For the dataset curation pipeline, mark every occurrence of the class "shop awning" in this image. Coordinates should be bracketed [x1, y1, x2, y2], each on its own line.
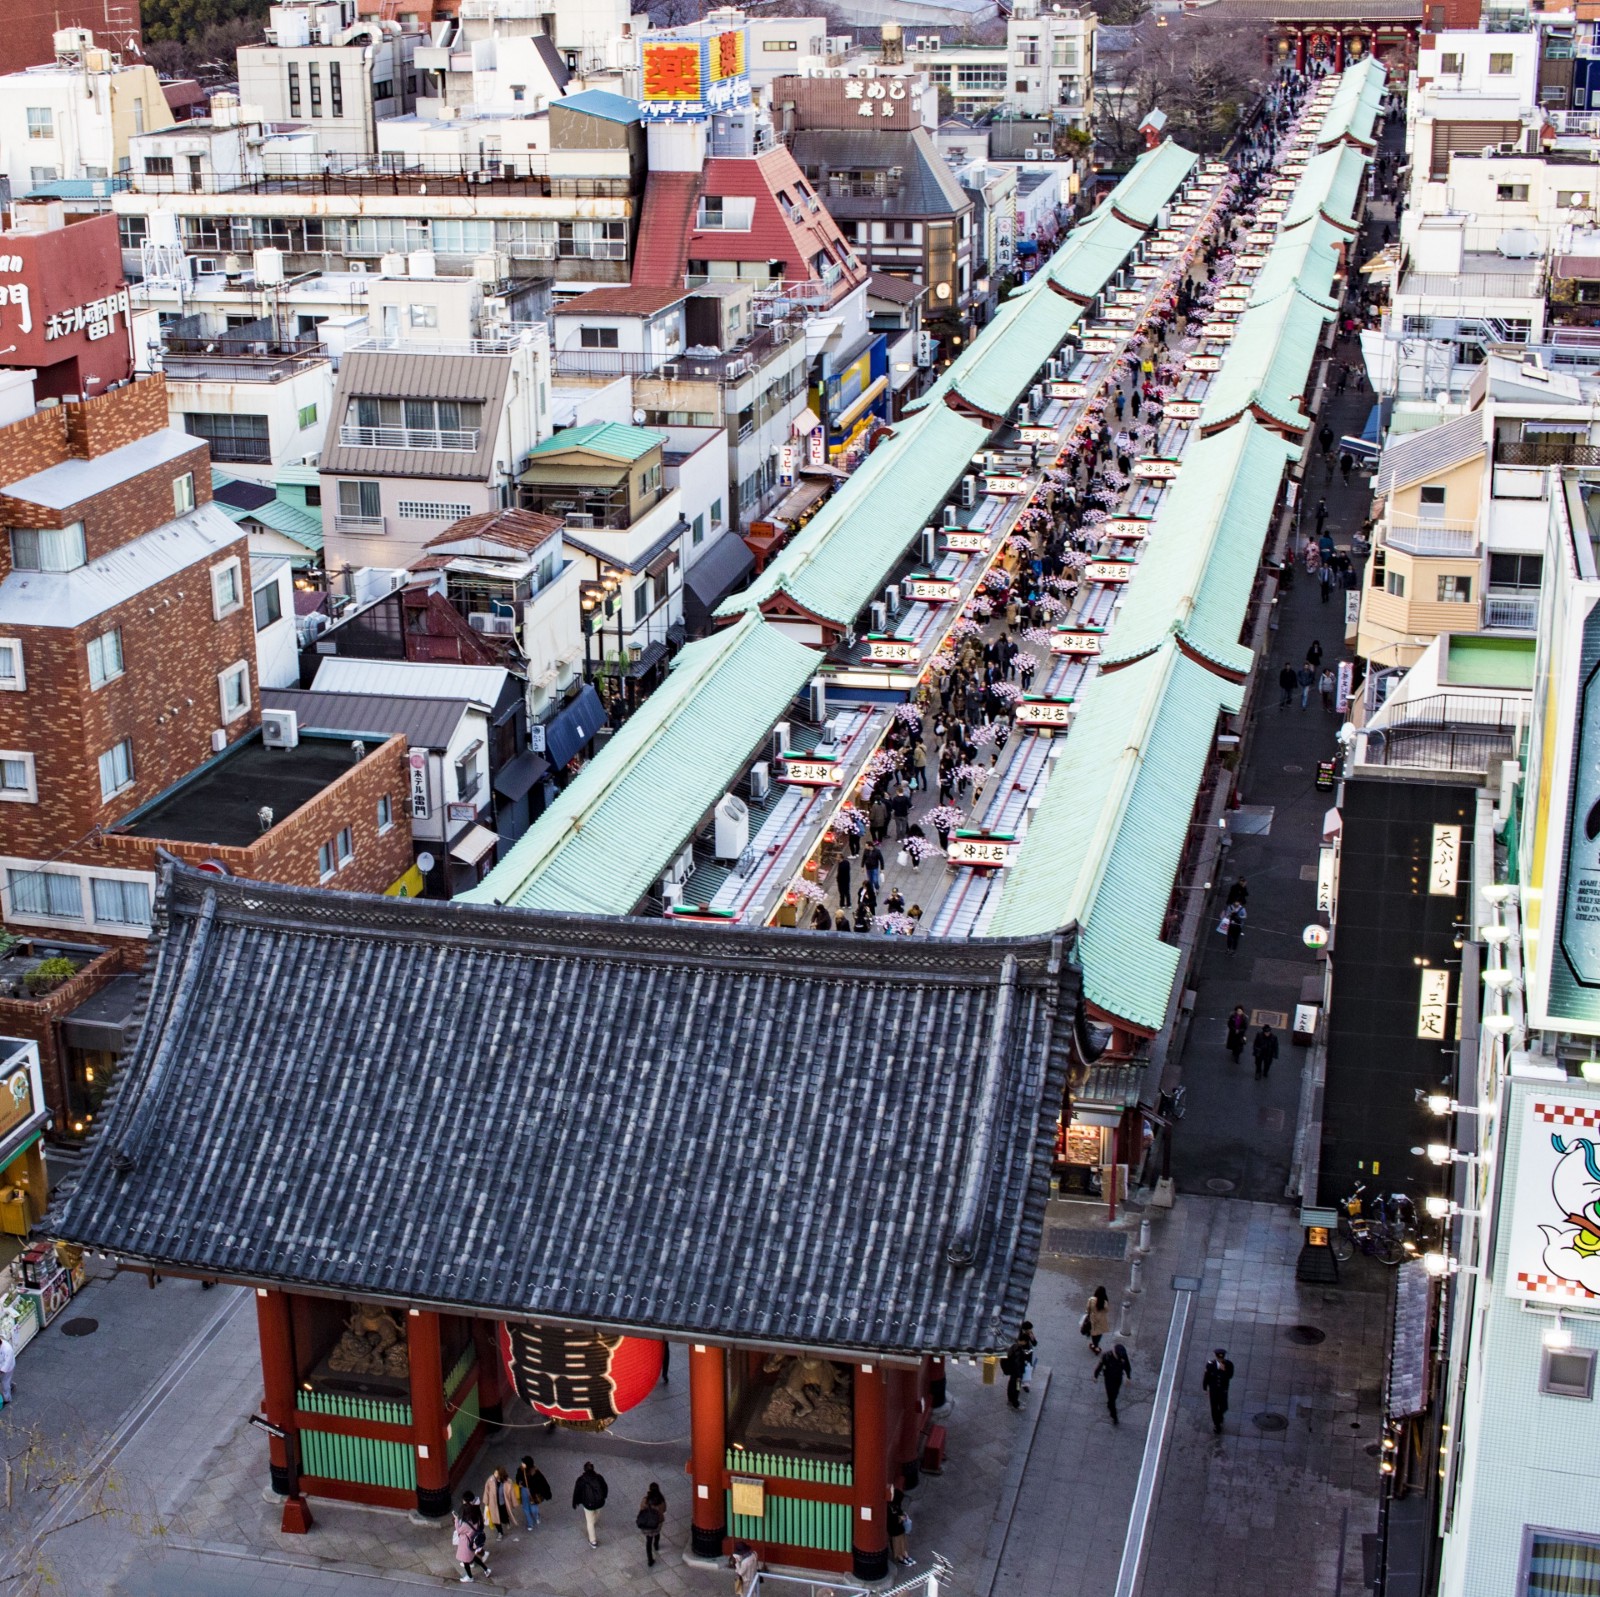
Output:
[683, 531, 757, 632]
[449, 824, 500, 867]
[835, 374, 889, 433]
[542, 682, 606, 771]
[767, 476, 833, 527]
[493, 749, 551, 802]
[1072, 1061, 1146, 1127]
[60, 973, 143, 1053]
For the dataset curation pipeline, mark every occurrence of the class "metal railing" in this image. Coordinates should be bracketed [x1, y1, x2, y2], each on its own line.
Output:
[1400, 270, 1543, 299]
[128, 154, 627, 198]
[1484, 593, 1539, 629]
[551, 349, 663, 377]
[339, 424, 481, 452]
[345, 331, 536, 357]
[163, 351, 328, 384]
[1362, 692, 1525, 772]
[1495, 438, 1600, 467]
[1382, 517, 1479, 556]
[333, 514, 387, 536]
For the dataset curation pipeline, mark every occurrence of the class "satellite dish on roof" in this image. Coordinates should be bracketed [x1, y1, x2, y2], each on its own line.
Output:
[416, 853, 436, 875]
[633, 408, 647, 424]
[1497, 229, 1542, 259]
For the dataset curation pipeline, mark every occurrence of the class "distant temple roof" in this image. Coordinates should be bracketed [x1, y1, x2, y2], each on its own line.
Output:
[60, 866, 1075, 1357]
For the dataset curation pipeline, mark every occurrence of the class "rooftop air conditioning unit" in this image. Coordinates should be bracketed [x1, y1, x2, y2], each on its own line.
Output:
[809, 678, 826, 721]
[820, 716, 841, 751]
[665, 843, 696, 885]
[662, 881, 684, 910]
[748, 761, 771, 802]
[1029, 384, 1044, 411]
[920, 526, 937, 564]
[1016, 402, 1032, 426]
[960, 475, 977, 507]
[468, 611, 494, 631]
[870, 600, 889, 632]
[1024, 148, 1040, 161]
[566, 513, 595, 528]
[714, 792, 749, 860]
[772, 720, 791, 762]
[944, 501, 961, 527]
[884, 583, 901, 615]
[261, 708, 300, 749]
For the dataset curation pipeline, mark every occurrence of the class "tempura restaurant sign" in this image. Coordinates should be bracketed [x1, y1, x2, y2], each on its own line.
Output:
[1429, 825, 1462, 896]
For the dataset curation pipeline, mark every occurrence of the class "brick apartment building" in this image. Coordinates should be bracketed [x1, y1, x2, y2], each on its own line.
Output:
[0, 369, 411, 1135]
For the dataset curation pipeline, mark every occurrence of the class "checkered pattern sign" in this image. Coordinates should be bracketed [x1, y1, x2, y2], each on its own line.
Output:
[1514, 1271, 1598, 1301]
[1533, 1102, 1600, 1130]
[1509, 1094, 1600, 1302]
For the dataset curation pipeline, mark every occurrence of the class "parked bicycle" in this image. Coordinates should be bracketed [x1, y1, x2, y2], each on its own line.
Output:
[1157, 1084, 1187, 1122]
[1331, 1182, 1420, 1266]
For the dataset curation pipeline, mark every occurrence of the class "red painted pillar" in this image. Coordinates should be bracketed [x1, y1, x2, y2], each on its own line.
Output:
[255, 1288, 312, 1532]
[471, 1318, 503, 1426]
[852, 1362, 890, 1582]
[689, 1344, 728, 1559]
[408, 1309, 452, 1519]
[894, 1365, 925, 1490]
[1296, 30, 1306, 72]
[1335, 32, 1345, 71]
[929, 1355, 947, 1411]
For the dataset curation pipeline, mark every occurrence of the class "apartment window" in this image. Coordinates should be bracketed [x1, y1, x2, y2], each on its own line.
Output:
[309, 62, 323, 116]
[143, 155, 174, 177]
[1539, 1347, 1596, 1398]
[304, 485, 322, 507]
[87, 627, 124, 689]
[430, 220, 493, 255]
[118, 215, 147, 250]
[318, 840, 335, 880]
[408, 304, 438, 329]
[579, 326, 619, 349]
[1497, 183, 1530, 203]
[334, 826, 355, 866]
[0, 640, 21, 691]
[377, 793, 394, 833]
[495, 218, 557, 259]
[1385, 570, 1407, 598]
[633, 580, 650, 624]
[287, 62, 302, 116]
[25, 108, 52, 140]
[9, 868, 80, 920]
[712, 497, 724, 529]
[172, 471, 195, 516]
[344, 217, 428, 256]
[1437, 574, 1473, 603]
[763, 38, 797, 49]
[91, 877, 150, 927]
[211, 558, 243, 618]
[455, 751, 481, 800]
[1440, 51, 1463, 72]
[512, 83, 527, 99]
[339, 480, 383, 523]
[329, 61, 343, 117]
[184, 411, 270, 464]
[218, 661, 251, 722]
[1418, 484, 1448, 515]
[373, 80, 393, 101]
[298, 402, 318, 429]
[10, 522, 85, 573]
[0, 753, 36, 804]
[1559, 190, 1593, 209]
[1526, 1530, 1600, 1596]
[98, 739, 135, 802]
[698, 196, 755, 230]
[638, 463, 661, 498]
[254, 582, 282, 630]
[133, 97, 144, 134]
[1488, 51, 1514, 73]
[557, 220, 627, 259]
[693, 513, 705, 546]
[29, 167, 58, 187]
[1489, 552, 1542, 591]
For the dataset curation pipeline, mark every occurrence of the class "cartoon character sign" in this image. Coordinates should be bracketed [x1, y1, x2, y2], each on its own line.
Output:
[1508, 1098, 1600, 1302]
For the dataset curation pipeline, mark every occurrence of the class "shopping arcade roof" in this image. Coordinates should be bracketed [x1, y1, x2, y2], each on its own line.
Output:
[60, 866, 1076, 1358]
[1198, 290, 1333, 436]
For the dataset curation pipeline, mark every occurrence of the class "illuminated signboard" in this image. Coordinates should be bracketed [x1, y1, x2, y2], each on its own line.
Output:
[1186, 354, 1222, 372]
[1018, 427, 1057, 446]
[1104, 517, 1150, 540]
[1258, 200, 1288, 214]
[1050, 629, 1103, 655]
[640, 26, 751, 119]
[865, 636, 919, 665]
[1102, 306, 1137, 323]
[903, 575, 960, 603]
[1201, 324, 1237, 342]
[948, 832, 1016, 868]
[1417, 967, 1451, 1040]
[1430, 824, 1462, 895]
[1147, 242, 1179, 258]
[1080, 337, 1118, 353]
[1015, 697, 1073, 728]
[1505, 1095, 1600, 1303]
[1237, 253, 1268, 267]
[642, 39, 703, 102]
[1163, 400, 1202, 419]
[1131, 264, 1164, 280]
[1132, 459, 1181, 481]
[781, 754, 843, 785]
[1247, 231, 1277, 246]
[1048, 380, 1087, 399]
[1084, 559, 1136, 582]
[944, 529, 991, 554]
[1217, 286, 1251, 302]
[983, 475, 1028, 496]
[1112, 290, 1144, 306]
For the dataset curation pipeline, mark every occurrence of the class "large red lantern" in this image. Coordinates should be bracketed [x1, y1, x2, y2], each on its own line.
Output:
[500, 1324, 664, 1430]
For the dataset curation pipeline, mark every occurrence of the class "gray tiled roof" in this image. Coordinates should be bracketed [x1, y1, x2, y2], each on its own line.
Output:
[1374, 412, 1484, 498]
[261, 688, 472, 752]
[791, 129, 969, 218]
[60, 866, 1075, 1357]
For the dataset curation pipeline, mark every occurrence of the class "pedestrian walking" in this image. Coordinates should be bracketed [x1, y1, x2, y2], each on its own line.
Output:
[1226, 877, 1248, 910]
[869, 797, 889, 844]
[1083, 1285, 1111, 1354]
[1306, 638, 1324, 671]
[732, 1541, 761, 1595]
[516, 1456, 551, 1530]
[1094, 1343, 1134, 1425]
[1225, 906, 1244, 956]
[1319, 667, 1336, 710]
[1202, 1349, 1236, 1435]
[1340, 451, 1353, 485]
[1313, 498, 1328, 536]
[836, 857, 851, 908]
[1297, 661, 1315, 710]
[572, 1462, 609, 1548]
[1318, 422, 1334, 457]
[863, 841, 884, 894]
[1226, 1004, 1249, 1062]
[637, 1482, 667, 1567]
[1002, 1329, 1030, 1408]
[888, 1489, 916, 1566]
[1253, 1023, 1279, 1080]
[0, 1334, 15, 1405]
[1278, 661, 1297, 708]
[454, 1494, 491, 1582]
[482, 1465, 513, 1541]
[1319, 563, 1333, 604]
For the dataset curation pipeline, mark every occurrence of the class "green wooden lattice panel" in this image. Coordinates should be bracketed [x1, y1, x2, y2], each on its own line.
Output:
[727, 1491, 851, 1553]
[299, 1428, 417, 1491]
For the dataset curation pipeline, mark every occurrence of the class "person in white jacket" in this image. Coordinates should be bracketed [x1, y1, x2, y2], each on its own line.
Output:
[0, 1334, 17, 1404]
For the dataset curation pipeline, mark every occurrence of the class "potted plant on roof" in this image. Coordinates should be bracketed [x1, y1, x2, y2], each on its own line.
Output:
[23, 957, 76, 998]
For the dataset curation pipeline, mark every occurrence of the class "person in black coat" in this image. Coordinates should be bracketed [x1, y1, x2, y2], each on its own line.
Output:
[1202, 1351, 1235, 1434]
[1094, 1343, 1133, 1425]
[572, 1462, 609, 1547]
[1252, 1024, 1279, 1080]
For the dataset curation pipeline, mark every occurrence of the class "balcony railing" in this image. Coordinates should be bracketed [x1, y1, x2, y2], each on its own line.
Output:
[162, 350, 328, 384]
[551, 349, 663, 377]
[339, 424, 481, 452]
[345, 331, 536, 357]
[1383, 517, 1479, 556]
[1361, 692, 1525, 774]
[1494, 438, 1600, 467]
[333, 514, 387, 536]
[1484, 592, 1539, 629]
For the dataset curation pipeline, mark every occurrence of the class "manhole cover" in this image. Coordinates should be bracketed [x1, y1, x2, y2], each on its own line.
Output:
[59, 1318, 98, 1338]
[1044, 1226, 1129, 1261]
[1286, 1325, 1326, 1344]
[1282, 764, 1304, 774]
[1252, 1412, 1289, 1432]
[1364, 1443, 1380, 1457]
[1206, 1178, 1236, 1194]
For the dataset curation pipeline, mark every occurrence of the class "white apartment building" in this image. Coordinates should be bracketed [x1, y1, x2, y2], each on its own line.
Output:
[238, 3, 420, 158]
[0, 28, 170, 195]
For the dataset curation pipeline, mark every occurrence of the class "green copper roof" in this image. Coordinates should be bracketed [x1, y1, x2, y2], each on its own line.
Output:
[527, 421, 660, 463]
[1101, 420, 1298, 677]
[1198, 290, 1332, 435]
[986, 642, 1242, 1030]
[1107, 139, 1200, 227]
[716, 403, 988, 626]
[211, 471, 324, 556]
[1044, 210, 1146, 302]
[1247, 218, 1343, 311]
[950, 285, 1082, 418]
[466, 613, 818, 915]
[1283, 144, 1368, 233]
